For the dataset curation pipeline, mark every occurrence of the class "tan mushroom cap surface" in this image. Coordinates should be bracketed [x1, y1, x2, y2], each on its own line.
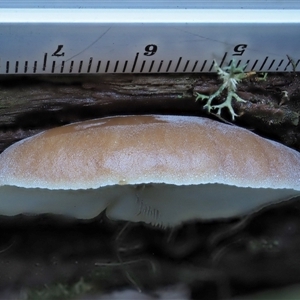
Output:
[1, 114, 300, 190]
[0, 115, 300, 227]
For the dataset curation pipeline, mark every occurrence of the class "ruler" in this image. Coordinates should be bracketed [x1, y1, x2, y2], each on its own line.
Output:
[0, 1, 299, 74]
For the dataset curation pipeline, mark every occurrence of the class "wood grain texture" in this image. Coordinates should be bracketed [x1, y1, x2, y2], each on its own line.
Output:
[0, 73, 299, 152]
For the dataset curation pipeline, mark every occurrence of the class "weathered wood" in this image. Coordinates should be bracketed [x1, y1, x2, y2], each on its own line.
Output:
[0, 73, 299, 152]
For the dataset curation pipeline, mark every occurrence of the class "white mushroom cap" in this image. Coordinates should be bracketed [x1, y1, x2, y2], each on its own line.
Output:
[0, 115, 300, 227]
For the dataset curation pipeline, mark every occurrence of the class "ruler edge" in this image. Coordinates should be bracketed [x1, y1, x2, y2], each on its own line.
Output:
[0, 8, 299, 24]
[0, 8, 299, 74]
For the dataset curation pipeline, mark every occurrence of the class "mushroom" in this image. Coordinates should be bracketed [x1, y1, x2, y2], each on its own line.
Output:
[0, 115, 300, 227]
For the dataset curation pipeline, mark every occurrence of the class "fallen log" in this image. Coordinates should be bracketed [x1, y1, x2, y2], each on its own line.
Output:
[0, 72, 299, 152]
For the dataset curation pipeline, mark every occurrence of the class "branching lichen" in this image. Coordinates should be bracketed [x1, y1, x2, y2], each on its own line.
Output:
[195, 60, 248, 120]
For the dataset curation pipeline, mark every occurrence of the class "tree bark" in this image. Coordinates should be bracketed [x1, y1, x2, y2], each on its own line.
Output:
[0, 72, 299, 152]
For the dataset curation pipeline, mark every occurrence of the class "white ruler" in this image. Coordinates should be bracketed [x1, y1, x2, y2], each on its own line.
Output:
[0, 1, 299, 74]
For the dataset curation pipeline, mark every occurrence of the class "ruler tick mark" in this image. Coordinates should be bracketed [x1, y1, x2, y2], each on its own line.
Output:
[15, 61, 19, 73]
[33, 61, 37, 73]
[87, 57, 93, 73]
[78, 61, 83, 73]
[96, 61, 101, 73]
[43, 53, 47, 71]
[192, 60, 198, 72]
[285, 56, 293, 71]
[114, 61, 119, 73]
[105, 61, 110, 73]
[175, 57, 182, 72]
[200, 60, 207, 72]
[157, 60, 163, 72]
[166, 60, 172, 72]
[149, 61, 154, 72]
[276, 59, 283, 71]
[209, 60, 215, 72]
[69, 61, 74, 73]
[123, 61, 128, 73]
[24, 61, 28, 73]
[51, 61, 56, 73]
[183, 60, 190, 72]
[60, 61, 65, 73]
[251, 60, 258, 71]
[244, 60, 250, 71]
[131, 53, 139, 72]
[259, 57, 268, 71]
[140, 61, 146, 72]
[268, 60, 275, 70]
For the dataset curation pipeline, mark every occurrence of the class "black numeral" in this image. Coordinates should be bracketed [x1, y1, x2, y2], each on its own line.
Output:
[233, 44, 247, 56]
[144, 44, 157, 56]
[52, 45, 65, 57]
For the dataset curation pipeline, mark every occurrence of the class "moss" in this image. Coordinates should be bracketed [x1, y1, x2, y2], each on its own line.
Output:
[25, 278, 92, 300]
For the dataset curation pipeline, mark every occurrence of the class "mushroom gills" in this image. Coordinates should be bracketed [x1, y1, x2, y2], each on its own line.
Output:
[1, 183, 299, 227]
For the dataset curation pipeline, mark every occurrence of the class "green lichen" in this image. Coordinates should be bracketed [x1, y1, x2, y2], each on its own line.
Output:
[195, 60, 248, 120]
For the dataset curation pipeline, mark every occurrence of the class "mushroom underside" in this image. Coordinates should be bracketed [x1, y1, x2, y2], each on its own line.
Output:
[0, 183, 299, 227]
